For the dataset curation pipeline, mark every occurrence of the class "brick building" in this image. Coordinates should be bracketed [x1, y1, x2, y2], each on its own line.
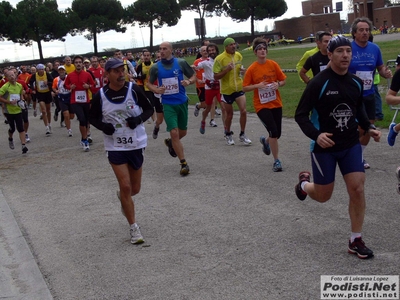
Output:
[275, 0, 342, 40]
[275, 0, 400, 40]
[348, 0, 400, 29]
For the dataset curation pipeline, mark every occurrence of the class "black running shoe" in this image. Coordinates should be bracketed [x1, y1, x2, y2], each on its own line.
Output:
[164, 138, 177, 157]
[180, 162, 190, 176]
[295, 171, 311, 200]
[22, 146, 28, 154]
[348, 237, 374, 259]
[153, 126, 159, 139]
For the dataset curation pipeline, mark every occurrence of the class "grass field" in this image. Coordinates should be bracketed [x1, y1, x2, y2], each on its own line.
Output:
[184, 39, 399, 128]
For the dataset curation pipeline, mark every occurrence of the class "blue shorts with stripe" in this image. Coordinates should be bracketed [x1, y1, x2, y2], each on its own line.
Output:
[311, 143, 364, 185]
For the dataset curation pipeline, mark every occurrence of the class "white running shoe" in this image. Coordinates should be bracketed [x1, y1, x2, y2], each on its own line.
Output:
[45, 126, 50, 136]
[194, 103, 200, 117]
[25, 134, 31, 143]
[68, 129, 73, 137]
[239, 133, 252, 145]
[130, 224, 144, 244]
[209, 119, 217, 127]
[226, 134, 235, 145]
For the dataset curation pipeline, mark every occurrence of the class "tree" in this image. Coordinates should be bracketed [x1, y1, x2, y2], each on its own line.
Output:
[0, 1, 14, 41]
[125, 0, 181, 52]
[70, 0, 126, 55]
[8, 0, 70, 62]
[223, 0, 287, 39]
[179, 0, 224, 42]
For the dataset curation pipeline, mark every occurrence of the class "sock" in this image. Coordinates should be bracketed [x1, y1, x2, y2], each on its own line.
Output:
[350, 232, 361, 243]
[240, 131, 244, 136]
[180, 159, 186, 164]
[300, 181, 308, 192]
[130, 223, 138, 230]
[8, 137, 12, 141]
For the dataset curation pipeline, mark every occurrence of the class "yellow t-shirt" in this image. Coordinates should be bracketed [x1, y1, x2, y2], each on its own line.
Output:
[64, 64, 76, 74]
[296, 47, 319, 82]
[213, 51, 243, 95]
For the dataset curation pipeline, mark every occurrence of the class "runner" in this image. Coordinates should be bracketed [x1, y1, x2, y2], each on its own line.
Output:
[89, 58, 153, 244]
[213, 37, 252, 146]
[294, 36, 381, 259]
[0, 69, 28, 154]
[243, 37, 287, 171]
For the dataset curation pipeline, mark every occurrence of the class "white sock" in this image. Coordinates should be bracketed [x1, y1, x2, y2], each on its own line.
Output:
[130, 223, 138, 230]
[301, 181, 308, 192]
[350, 232, 361, 243]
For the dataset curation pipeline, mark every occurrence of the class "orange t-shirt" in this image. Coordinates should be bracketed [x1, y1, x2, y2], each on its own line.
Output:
[193, 57, 206, 88]
[243, 59, 286, 113]
[18, 73, 31, 84]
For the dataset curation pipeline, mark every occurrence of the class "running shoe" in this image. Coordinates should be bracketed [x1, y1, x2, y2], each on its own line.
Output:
[388, 122, 398, 146]
[200, 121, 205, 134]
[45, 126, 51, 136]
[60, 121, 65, 127]
[226, 133, 235, 145]
[295, 171, 311, 201]
[54, 113, 58, 122]
[22, 145, 28, 154]
[33, 110, 37, 117]
[130, 224, 144, 244]
[152, 126, 159, 139]
[48, 124, 52, 134]
[164, 138, 177, 157]
[87, 135, 93, 144]
[348, 237, 374, 259]
[259, 136, 271, 155]
[180, 162, 190, 176]
[68, 129, 73, 137]
[194, 103, 200, 117]
[273, 159, 283, 172]
[25, 134, 31, 143]
[215, 107, 221, 115]
[239, 133, 252, 145]
[396, 166, 400, 195]
[40, 113, 43, 120]
[209, 119, 217, 127]
[81, 139, 90, 152]
[8, 138, 14, 150]
[363, 159, 370, 169]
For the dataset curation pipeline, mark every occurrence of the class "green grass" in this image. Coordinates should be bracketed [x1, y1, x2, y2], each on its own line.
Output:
[185, 40, 400, 128]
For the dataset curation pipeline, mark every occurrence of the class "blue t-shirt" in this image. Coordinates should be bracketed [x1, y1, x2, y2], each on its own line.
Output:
[349, 41, 383, 97]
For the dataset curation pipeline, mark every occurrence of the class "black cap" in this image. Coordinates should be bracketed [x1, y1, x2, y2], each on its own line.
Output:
[327, 35, 351, 52]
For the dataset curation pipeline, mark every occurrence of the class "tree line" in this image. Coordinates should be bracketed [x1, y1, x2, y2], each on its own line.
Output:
[0, 0, 287, 61]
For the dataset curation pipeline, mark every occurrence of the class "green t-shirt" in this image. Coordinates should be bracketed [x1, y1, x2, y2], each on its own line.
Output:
[0, 82, 23, 114]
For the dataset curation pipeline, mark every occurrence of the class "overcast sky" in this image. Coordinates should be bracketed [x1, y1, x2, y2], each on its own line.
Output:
[2, 0, 348, 62]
